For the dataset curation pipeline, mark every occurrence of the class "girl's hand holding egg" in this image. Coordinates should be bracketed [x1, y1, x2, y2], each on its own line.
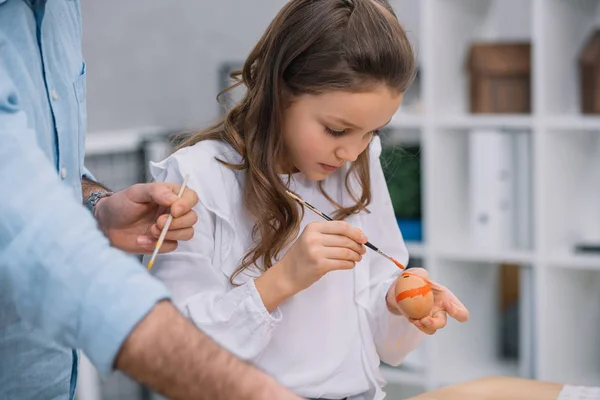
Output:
[386, 267, 469, 335]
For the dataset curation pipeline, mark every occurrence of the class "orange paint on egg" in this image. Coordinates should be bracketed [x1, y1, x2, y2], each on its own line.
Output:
[395, 284, 432, 303]
[394, 271, 434, 319]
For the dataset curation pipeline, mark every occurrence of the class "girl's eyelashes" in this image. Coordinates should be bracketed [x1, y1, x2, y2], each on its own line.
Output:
[324, 126, 346, 137]
[324, 126, 381, 137]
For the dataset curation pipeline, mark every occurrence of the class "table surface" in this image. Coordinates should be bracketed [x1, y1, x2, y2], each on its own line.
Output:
[406, 376, 564, 400]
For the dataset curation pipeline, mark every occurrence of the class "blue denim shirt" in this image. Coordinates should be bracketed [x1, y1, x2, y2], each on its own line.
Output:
[0, 1, 170, 398]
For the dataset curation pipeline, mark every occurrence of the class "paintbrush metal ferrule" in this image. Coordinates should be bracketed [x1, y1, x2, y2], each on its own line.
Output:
[377, 249, 389, 258]
[372, 246, 393, 262]
[378, 249, 394, 262]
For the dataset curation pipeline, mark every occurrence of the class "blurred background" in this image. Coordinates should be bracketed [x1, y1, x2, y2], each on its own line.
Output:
[76, 0, 600, 399]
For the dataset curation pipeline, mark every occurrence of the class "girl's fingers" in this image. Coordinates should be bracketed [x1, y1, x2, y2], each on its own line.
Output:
[320, 234, 366, 255]
[323, 246, 363, 262]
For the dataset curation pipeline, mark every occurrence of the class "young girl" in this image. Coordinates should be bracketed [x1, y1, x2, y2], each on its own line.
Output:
[146, 1, 468, 399]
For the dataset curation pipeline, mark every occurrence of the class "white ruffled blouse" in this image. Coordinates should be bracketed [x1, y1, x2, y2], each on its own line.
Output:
[145, 136, 423, 400]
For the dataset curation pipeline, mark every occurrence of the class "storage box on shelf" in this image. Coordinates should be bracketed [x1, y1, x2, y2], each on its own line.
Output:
[539, 0, 600, 117]
[467, 42, 532, 114]
[579, 29, 600, 114]
[427, 0, 532, 117]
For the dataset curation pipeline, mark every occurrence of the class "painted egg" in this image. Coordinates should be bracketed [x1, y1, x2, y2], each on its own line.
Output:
[394, 272, 434, 319]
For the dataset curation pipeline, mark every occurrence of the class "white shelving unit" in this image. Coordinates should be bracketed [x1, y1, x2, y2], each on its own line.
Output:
[380, 0, 600, 396]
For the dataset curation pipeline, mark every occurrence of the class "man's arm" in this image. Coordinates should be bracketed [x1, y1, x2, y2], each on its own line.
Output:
[0, 52, 165, 374]
[118, 301, 301, 400]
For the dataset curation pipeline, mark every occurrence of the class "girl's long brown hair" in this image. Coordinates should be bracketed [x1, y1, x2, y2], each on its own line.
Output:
[175, 0, 416, 283]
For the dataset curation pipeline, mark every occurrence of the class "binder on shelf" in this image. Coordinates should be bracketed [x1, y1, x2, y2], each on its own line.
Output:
[468, 128, 531, 251]
[468, 128, 515, 250]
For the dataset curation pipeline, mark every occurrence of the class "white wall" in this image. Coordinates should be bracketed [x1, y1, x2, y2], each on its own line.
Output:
[81, 1, 287, 133]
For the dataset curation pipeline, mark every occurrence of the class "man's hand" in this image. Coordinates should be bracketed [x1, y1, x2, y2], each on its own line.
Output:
[94, 182, 199, 254]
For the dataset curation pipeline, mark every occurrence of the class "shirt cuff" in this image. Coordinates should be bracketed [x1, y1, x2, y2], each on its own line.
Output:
[81, 166, 96, 182]
[246, 279, 282, 330]
[80, 264, 171, 377]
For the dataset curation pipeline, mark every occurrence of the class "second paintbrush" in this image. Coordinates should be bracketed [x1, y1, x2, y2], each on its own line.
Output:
[147, 174, 190, 271]
[285, 190, 405, 270]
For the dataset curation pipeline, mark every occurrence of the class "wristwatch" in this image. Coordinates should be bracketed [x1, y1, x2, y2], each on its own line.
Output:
[84, 191, 114, 214]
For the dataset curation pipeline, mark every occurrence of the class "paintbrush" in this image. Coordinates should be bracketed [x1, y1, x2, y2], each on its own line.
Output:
[285, 190, 405, 270]
[147, 174, 190, 270]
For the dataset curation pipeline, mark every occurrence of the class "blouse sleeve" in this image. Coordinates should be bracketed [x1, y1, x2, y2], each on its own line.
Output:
[145, 154, 283, 361]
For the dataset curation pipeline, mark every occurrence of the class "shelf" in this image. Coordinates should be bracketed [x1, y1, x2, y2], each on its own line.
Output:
[547, 251, 600, 270]
[435, 248, 535, 265]
[538, 268, 600, 386]
[544, 116, 600, 131]
[435, 115, 533, 130]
